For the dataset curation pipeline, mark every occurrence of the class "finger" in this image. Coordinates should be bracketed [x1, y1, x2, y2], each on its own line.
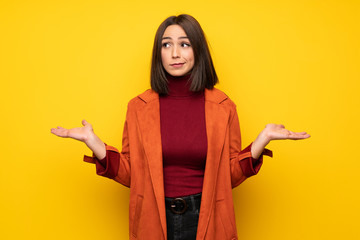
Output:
[51, 128, 67, 137]
[82, 119, 87, 126]
[290, 133, 311, 139]
[51, 128, 61, 134]
[292, 132, 309, 136]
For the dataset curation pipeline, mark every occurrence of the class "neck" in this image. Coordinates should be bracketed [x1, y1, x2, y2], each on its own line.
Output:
[166, 73, 193, 97]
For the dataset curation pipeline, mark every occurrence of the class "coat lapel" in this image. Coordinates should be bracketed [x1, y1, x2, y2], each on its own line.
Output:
[135, 88, 230, 240]
[135, 90, 167, 238]
[197, 88, 230, 239]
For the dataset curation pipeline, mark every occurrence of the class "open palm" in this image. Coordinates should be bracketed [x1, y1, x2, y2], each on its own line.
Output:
[51, 119, 94, 142]
[265, 124, 310, 141]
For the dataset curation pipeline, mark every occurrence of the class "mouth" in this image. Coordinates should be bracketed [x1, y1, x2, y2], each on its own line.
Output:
[170, 63, 185, 68]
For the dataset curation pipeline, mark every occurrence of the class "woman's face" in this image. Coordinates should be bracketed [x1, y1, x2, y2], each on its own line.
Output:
[161, 24, 194, 77]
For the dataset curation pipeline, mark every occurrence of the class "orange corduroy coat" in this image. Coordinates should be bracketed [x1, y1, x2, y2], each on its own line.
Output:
[85, 87, 268, 240]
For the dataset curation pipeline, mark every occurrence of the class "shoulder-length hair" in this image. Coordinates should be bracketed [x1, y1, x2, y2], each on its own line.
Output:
[151, 14, 218, 95]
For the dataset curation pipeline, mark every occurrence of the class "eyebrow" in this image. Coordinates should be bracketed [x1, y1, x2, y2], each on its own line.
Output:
[162, 36, 189, 40]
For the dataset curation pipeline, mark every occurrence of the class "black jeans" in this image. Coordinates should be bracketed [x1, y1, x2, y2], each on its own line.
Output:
[165, 193, 202, 240]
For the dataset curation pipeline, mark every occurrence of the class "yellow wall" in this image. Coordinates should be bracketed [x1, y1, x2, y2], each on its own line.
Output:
[1, 0, 359, 239]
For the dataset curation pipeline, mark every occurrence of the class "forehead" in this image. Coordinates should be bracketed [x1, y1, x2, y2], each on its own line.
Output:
[162, 25, 188, 39]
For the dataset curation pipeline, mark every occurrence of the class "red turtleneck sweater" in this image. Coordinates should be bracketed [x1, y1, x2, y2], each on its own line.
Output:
[160, 74, 207, 197]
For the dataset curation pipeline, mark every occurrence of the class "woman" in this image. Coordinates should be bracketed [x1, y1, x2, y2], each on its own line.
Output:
[51, 14, 310, 240]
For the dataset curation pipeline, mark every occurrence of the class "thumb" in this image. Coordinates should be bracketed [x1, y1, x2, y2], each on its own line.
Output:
[82, 119, 88, 126]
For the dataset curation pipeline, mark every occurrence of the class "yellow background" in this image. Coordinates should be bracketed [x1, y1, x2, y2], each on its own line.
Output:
[1, 0, 359, 239]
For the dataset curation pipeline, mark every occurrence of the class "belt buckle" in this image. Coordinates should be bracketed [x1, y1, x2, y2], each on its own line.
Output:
[170, 198, 187, 214]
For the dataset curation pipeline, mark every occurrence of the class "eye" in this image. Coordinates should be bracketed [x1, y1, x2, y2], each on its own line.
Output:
[181, 42, 191, 47]
[162, 42, 171, 48]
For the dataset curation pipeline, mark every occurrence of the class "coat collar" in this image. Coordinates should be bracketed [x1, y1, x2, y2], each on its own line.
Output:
[135, 88, 230, 239]
[137, 88, 228, 104]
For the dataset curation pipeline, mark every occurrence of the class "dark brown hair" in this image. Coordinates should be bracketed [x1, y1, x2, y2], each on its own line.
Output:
[151, 14, 218, 95]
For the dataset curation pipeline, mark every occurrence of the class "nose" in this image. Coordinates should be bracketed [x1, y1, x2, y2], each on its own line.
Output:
[172, 45, 180, 58]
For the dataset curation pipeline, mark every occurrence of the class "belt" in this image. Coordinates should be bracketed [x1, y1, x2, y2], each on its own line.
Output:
[165, 193, 202, 215]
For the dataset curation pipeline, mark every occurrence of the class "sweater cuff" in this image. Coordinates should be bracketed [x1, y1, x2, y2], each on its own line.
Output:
[83, 144, 120, 179]
[239, 142, 273, 178]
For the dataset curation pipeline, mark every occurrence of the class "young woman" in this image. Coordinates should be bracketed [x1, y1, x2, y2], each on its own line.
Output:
[51, 14, 310, 240]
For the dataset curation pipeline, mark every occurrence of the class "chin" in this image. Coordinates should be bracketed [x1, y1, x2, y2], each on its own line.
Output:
[170, 73, 185, 77]
[167, 70, 191, 77]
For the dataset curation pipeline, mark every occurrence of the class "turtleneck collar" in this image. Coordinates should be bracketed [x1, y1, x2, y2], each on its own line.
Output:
[166, 73, 196, 97]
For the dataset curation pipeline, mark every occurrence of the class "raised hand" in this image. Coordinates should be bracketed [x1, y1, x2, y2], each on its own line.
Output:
[51, 119, 106, 159]
[264, 123, 310, 141]
[251, 123, 310, 159]
[50, 119, 94, 143]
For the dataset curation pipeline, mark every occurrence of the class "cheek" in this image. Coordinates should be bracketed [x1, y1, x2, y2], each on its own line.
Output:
[161, 50, 165, 62]
[161, 50, 168, 65]
[186, 51, 195, 68]
[185, 50, 194, 62]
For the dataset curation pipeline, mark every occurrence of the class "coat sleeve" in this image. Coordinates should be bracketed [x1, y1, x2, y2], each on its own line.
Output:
[229, 106, 272, 188]
[83, 119, 131, 188]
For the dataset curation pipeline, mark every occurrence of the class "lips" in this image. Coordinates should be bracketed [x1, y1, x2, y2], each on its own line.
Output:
[170, 63, 185, 68]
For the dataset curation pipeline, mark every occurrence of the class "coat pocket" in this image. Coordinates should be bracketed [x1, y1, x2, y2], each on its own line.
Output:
[131, 194, 144, 238]
[216, 199, 237, 240]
